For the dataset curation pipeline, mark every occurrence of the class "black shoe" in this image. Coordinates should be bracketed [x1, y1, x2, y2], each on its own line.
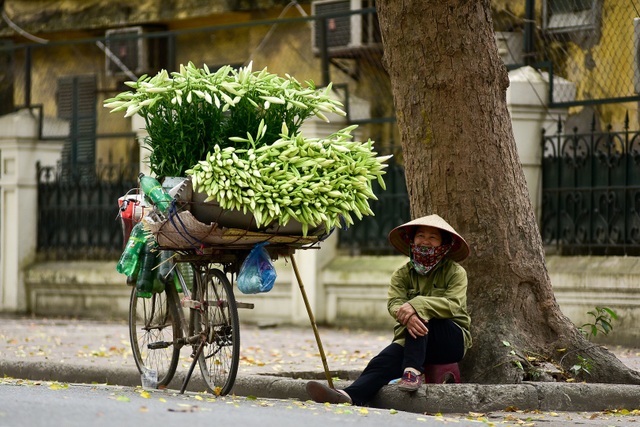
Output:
[306, 381, 352, 404]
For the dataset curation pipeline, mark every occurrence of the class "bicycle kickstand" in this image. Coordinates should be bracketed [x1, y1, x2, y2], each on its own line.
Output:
[180, 339, 205, 394]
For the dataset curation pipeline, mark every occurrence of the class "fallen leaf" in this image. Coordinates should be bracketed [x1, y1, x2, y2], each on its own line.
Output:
[49, 383, 68, 390]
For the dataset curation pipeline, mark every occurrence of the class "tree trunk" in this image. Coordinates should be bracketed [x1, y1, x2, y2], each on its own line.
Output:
[375, 0, 640, 384]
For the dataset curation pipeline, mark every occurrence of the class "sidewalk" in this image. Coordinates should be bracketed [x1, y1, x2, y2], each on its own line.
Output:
[1, 315, 639, 417]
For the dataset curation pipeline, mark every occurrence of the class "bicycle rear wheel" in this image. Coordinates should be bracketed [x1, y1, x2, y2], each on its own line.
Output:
[128, 280, 181, 387]
[193, 266, 240, 396]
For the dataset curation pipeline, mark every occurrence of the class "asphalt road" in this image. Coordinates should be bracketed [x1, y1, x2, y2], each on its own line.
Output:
[0, 378, 481, 427]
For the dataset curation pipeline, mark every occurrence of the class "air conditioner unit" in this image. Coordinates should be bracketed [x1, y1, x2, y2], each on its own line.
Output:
[634, 18, 640, 94]
[495, 32, 523, 66]
[311, 0, 379, 53]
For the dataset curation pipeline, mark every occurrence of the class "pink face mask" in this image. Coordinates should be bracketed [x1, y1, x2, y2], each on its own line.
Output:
[410, 243, 452, 275]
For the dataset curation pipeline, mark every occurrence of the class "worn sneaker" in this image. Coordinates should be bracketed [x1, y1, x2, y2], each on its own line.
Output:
[306, 381, 352, 404]
[397, 369, 424, 392]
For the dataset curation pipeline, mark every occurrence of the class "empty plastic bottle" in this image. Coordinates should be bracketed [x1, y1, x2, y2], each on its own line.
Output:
[157, 250, 173, 283]
[139, 173, 174, 214]
[116, 222, 148, 276]
[152, 276, 165, 294]
[136, 244, 158, 298]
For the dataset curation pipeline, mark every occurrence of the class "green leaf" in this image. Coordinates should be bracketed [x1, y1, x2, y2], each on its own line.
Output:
[602, 307, 618, 319]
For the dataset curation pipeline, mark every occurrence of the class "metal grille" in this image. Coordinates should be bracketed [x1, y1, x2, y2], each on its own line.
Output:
[541, 114, 640, 255]
[36, 162, 139, 260]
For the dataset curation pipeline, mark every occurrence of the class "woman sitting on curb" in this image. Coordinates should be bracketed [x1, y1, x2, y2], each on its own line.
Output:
[306, 214, 472, 406]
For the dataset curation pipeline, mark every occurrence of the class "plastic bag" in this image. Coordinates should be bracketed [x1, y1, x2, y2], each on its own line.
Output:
[237, 242, 276, 294]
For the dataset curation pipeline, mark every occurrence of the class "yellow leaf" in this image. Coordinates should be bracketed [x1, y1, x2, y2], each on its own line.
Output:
[389, 409, 398, 414]
[159, 398, 167, 403]
[359, 408, 369, 415]
[117, 395, 131, 402]
[140, 391, 151, 399]
[194, 395, 203, 401]
[49, 383, 68, 390]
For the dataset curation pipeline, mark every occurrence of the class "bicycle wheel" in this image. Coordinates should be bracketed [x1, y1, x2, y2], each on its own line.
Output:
[128, 279, 182, 387]
[193, 266, 240, 396]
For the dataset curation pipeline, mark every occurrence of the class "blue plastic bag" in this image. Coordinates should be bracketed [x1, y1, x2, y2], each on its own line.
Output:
[237, 242, 276, 294]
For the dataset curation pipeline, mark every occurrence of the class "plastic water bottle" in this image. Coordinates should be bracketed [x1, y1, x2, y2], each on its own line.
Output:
[139, 173, 174, 214]
[152, 276, 165, 294]
[136, 244, 158, 298]
[141, 366, 158, 390]
[157, 250, 174, 284]
[116, 222, 147, 276]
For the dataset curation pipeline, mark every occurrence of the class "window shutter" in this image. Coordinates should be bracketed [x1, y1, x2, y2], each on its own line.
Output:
[56, 75, 97, 178]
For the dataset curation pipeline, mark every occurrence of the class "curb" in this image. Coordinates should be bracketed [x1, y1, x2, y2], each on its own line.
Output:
[2, 360, 640, 413]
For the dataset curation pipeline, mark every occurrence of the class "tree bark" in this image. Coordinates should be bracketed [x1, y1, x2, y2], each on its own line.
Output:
[375, 0, 640, 384]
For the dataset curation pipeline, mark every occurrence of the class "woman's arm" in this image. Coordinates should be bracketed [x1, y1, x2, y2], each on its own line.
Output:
[410, 265, 468, 321]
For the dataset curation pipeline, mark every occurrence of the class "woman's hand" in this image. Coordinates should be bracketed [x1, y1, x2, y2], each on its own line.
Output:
[396, 302, 429, 338]
[396, 302, 417, 325]
[406, 314, 429, 339]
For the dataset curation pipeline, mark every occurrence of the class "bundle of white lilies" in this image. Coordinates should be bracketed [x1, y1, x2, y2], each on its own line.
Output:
[104, 62, 391, 235]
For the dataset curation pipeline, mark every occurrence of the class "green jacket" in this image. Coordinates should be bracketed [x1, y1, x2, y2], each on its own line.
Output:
[387, 258, 472, 353]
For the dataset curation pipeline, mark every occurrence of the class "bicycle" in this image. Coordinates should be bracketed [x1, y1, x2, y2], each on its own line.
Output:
[128, 247, 260, 396]
[120, 185, 328, 396]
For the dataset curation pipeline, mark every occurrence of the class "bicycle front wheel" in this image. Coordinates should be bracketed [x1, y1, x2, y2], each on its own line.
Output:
[193, 266, 240, 396]
[129, 282, 181, 387]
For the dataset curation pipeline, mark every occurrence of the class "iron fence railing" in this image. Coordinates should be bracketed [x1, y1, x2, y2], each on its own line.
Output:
[541, 113, 640, 255]
[36, 161, 139, 260]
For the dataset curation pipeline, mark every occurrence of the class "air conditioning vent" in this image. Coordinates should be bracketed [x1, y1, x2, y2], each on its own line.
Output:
[311, 0, 380, 53]
[104, 26, 167, 77]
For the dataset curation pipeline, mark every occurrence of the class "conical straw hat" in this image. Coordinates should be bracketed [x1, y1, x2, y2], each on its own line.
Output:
[387, 214, 470, 262]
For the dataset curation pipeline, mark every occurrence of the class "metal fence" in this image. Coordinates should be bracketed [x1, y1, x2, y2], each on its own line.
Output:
[36, 162, 138, 260]
[541, 113, 640, 255]
[493, 0, 640, 108]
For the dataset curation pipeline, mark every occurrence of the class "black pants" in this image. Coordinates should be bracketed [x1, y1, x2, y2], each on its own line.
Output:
[343, 318, 464, 406]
